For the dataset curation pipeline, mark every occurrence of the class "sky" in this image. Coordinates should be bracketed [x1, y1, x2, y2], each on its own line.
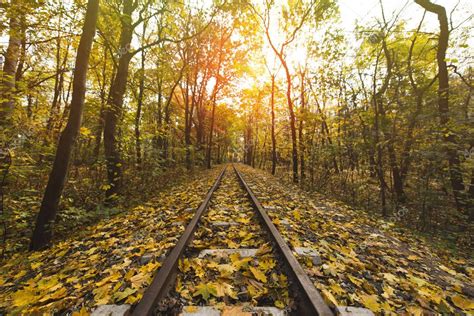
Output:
[254, 0, 473, 80]
[339, 0, 473, 31]
[338, 0, 473, 54]
[1, 0, 472, 71]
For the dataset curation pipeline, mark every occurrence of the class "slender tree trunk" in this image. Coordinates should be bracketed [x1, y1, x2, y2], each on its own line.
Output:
[400, 94, 423, 181]
[206, 98, 217, 169]
[299, 70, 306, 181]
[155, 77, 163, 151]
[93, 56, 113, 161]
[206, 29, 229, 169]
[270, 74, 277, 175]
[14, 21, 26, 85]
[135, 48, 146, 167]
[283, 63, 299, 183]
[103, 0, 134, 204]
[162, 67, 184, 163]
[206, 73, 222, 169]
[29, 0, 99, 250]
[372, 48, 391, 217]
[184, 77, 193, 170]
[245, 120, 253, 165]
[469, 169, 474, 221]
[374, 98, 387, 216]
[378, 41, 404, 203]
[46, 10, 64, 135]
[415, 0, 466, 211]
[0, 2, 23, 129]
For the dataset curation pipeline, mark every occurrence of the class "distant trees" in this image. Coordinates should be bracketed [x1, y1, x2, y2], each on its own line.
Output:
[245, 0, 473, 233]
[251, 0, 337, 183]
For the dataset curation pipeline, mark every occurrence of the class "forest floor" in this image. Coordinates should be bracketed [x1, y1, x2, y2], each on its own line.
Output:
[238, 164, 473, 314]
[0, 164, 473, 314]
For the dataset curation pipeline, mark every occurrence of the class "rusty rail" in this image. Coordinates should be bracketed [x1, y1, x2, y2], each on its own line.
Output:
[233, 165, 334, 316]
[132, 167, 226, 316]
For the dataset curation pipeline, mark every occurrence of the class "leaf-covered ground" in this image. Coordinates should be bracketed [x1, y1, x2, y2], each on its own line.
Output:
[0, 167, 221, 314]
[165, 170, 291, 314]
[236, 164, 474, 314]
[2, 163, 473, 315]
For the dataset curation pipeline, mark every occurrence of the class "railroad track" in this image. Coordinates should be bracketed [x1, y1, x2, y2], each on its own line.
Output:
[132, 164, 334, 316]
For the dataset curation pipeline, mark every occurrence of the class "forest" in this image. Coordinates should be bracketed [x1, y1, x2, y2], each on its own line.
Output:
[0, 0, 473, 314]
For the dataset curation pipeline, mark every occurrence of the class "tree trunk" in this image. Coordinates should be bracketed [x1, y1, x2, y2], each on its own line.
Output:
[415, 0, 466, 211]
[103, 0, 134, 204]
[283, 62, 299, 183]
[299, 70, 306, 181]
[135, 47, 146, 167]
[46, 9, 65, 136]
[184, 76, 193, 170]
[378, 41, 405, 203]
[93, 55, 113, 161]
[0, 2, 23, 129]
[270, 74, 277, 175]
[29, 0, 99, 250]
[206, 98, 217, 169]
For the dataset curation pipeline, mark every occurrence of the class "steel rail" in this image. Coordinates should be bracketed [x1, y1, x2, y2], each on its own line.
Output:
[233, 165, 334, 316]
[132, 167, 227, 316]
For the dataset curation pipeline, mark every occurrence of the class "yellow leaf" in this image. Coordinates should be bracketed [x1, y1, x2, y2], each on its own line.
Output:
[348, 275, 363, 287]
[139, 261, 160, 274]
[439, 265, 457, 276]
[31, 262, 42, 270]
[215, 282, 237, 299]
[451, 294, 474, 310]
[39, 287, 67, 302]
[382, 284, 394, 299]
[14, 270, 26, 279]
[66, 276, 79, 284]
[12, 289, 34, 307]
[38, 275, 60, 292]
[130, 273, 147, 289]
[193, 283, 218, 302]
[179, 258, 191, 273]
[275, 300, 285, 308]
[80, 127, 92, 137]
[256, 243, 272, 256]
[329, 283, 346, 296]
[406, 305, 424, 316]
[113, 287, 137, 302]
[231, 256, 252, 270]
[218, 264, 237, 278]
[93, 284, 110, 305]
[249, 267, 267, 283]
[193, 262, 205, 278]
[236, 217, 250, 224]
[382, 273, 398, 284]
[321, 289, 338, 307]
[408, 275, 427, 287]
[359, 294, 381, 312]
[258, 259, 276, 272]
[184, 306, 199, 313]
[72, 306, 89, 316]
[292, 210, 301, 221]
[322, 263, 337, 277]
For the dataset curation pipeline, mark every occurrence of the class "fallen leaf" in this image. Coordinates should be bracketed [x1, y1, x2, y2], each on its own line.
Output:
[249, 266, 267, 283]
[193, 283, 218, 302]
